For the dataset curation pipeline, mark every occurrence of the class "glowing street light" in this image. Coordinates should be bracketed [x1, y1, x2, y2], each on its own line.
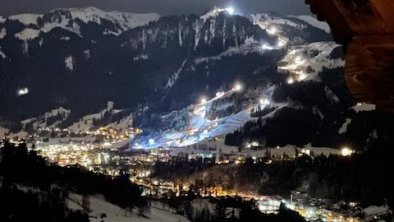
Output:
[200, 97, 207, 104]
[233, 82, 243, 92]
[340, 147, 354, 157]
[225, 7, 235, 15]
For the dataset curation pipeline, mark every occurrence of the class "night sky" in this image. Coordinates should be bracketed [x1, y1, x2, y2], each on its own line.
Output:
[0, 0, 310, 16]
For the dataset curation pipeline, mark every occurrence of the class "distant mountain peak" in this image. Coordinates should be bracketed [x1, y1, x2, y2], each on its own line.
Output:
[3, 7, 160, 39]
[201, 6, 235, 20]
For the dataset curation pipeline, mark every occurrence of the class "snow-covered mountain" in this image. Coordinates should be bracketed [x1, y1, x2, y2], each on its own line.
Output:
[1, 7, 393, 150]
[4, 7, 159, 38]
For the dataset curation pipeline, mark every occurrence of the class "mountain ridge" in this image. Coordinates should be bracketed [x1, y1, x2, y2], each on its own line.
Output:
[2, 7, 391, 151]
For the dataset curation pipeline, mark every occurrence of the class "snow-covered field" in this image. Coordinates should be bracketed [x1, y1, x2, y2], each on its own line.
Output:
[133, 87, 257, 149]
[290, 15, 331, 33]
[352, 103, 376, 113]
[67, 193, 190, 222]
[278, 42, 345, 82]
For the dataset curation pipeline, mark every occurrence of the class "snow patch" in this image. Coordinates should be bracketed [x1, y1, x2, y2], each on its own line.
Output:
[83, 49, 91, 59]
[166, 59, 187, 88]
[363, 205, 391, 217]
[278, 42, 345, 82]
[6, 7, 159, 39]
[201, 7, 229, 21]
[68, 102, 125, 132]
[0, 28, 6, 39]
[7, 131, 29, 139]
[17, 87, 29, 96]
[291, 15, 331, 33]
[324, 86, 340, 104]
[0, 44, 6, 59]
[9, 13, 40, 25]
[133, 54, 149, 61]
[67, 193, 190, 222]
[15, 28, 41, 41]
[352, 103, 376, 113]
[66, 7, 160, 34]
[65, 56, 74, 71]
[60, 36, 70, 41]
[21, 107, 71, 131]
[195, 43, 263, 65]
[0, 126, 9, 138]
[250, 13, 303, 30]
[338, 118, 352, 134]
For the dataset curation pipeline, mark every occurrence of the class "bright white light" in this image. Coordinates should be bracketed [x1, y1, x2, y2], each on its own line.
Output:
[103, 142, 112, 148]
[148, 139, 155, 146]
[287, 77, 295, 84]
[297, 72, 308, 81]
[277, 38, 288, 48]
[259, 98, 271, 106]
[233, 83, 243, 92]
[200, 97, 207, 104]
[340, 147, 354, 157]
[225, 7, 235, 15]
[261, 43, 275, 51]
[295, 56, 303, 63]
[17, 87, 29, 96]
[216, 91, 225, 98]
[285, 203, 296, 210]
[267, 26, 278, 35]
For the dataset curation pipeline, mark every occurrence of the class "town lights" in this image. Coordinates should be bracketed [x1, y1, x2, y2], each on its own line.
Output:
[225, 7, 235, 15]
[340, 147, 354, 157]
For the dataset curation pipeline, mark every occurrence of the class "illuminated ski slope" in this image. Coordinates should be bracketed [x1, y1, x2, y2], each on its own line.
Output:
[132, 84, 286, 149]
